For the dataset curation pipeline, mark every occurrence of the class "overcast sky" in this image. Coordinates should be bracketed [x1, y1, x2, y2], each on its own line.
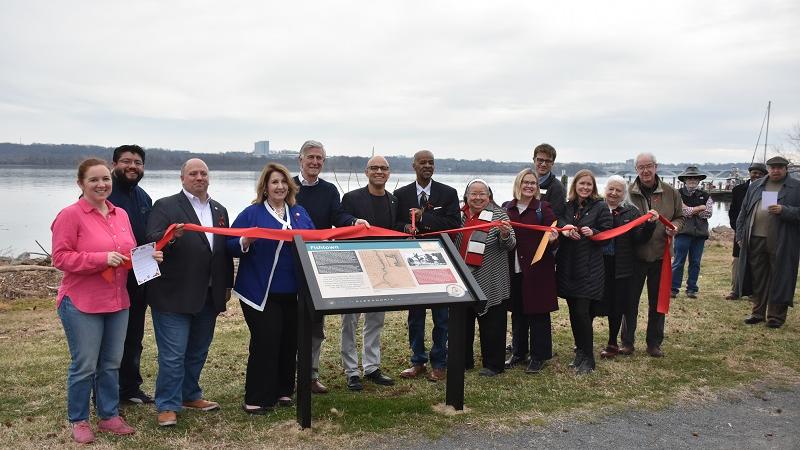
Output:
[1, 1, 798, 163]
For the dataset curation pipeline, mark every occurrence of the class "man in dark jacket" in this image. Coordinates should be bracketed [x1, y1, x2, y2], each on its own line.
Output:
[725, 163, 766, 300]
[146, 158, 234, 427]
[108, 145, 154, 405]
[532, 143, 566, 219]
[735, 156, 800, 328]
[671, 166, 713, 299]
[393, 150, 460, 382]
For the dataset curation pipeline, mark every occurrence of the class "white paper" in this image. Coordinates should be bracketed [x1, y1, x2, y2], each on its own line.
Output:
[761, 191, 778, 210]
[131, 242, 161, 285]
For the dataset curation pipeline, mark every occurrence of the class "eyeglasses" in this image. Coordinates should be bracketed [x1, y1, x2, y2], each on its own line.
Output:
[118, 158, 144, 167]
[468, 192, 489, 198]
[636, 163, 655, 171]
[534, 157, 554, 165]
[368, 165, 390, 172]
[521, 181, 538, 186]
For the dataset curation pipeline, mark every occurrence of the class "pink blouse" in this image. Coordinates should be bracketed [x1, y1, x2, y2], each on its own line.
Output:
[51, 198, 136, 313]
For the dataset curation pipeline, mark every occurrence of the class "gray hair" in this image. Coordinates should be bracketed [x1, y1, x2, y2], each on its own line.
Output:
[299, 140, 325, 158]
[634, 152, 657, 167]
[604, 175, 634, 208]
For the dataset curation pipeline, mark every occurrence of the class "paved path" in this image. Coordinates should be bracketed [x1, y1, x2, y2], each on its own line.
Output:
[397, 385, 799, 449]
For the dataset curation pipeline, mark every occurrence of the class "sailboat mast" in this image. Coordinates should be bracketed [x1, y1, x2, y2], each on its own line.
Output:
[764, 101, 771, 162]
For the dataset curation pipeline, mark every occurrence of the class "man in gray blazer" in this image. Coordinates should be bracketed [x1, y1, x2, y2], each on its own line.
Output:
[339, 155, 397, 391]
[145, 158, 234, 426]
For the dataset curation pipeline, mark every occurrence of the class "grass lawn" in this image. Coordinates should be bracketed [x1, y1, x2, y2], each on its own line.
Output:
[0, 242, 798, 448]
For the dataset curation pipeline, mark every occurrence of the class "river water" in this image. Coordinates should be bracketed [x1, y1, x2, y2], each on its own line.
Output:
[0, 167, 732, 255]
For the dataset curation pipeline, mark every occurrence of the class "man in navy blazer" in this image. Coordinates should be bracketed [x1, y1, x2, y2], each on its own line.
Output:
[393, 150, 460, 381]
[145, 158, 234, 427]
[339, 155, 398, 391]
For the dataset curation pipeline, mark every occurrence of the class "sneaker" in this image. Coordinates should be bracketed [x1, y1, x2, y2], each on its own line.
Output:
[364, 369, 395, 386]
[71, 420, 95, 444]
[182, 399, 220, 411]
[97, 416, 135, 435]
[157, 411, 177, 427]
[124, 390, 154, 405]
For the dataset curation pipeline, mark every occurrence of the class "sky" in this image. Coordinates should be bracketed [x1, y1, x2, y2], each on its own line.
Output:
[1, 1, 799, 163]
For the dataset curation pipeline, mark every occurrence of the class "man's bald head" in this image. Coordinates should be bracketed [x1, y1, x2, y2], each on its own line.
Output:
[365, 155, 390, 191]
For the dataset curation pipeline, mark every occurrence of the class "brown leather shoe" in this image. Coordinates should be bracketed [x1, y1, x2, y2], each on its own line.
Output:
[399, 364, 426, 379]
[310, 379, 329, 394]
[426, 367, 446, 382]
[182, 399, 220, 411]
[618, 345, 635, 355]
[600, 345, 619, 359]
[157, 411, 177, 427]
[646, 346, 664, 358]
[725, 292, 738, 300]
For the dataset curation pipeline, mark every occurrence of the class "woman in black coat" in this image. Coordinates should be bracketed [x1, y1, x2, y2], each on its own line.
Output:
[597, 175, 658, 358]
[557, 169, 612, 374]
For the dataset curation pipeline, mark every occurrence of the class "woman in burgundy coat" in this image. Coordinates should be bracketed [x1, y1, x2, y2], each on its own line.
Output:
[504, 168, 559, 373]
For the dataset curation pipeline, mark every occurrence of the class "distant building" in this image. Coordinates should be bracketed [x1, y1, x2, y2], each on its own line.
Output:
[254, 140, 270, 156]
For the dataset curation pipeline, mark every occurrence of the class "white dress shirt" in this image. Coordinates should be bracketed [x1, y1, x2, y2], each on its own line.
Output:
[182, 188, 214, 248]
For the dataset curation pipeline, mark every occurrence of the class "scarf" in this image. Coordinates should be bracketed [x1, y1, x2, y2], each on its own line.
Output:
[457, 204, 494, 267]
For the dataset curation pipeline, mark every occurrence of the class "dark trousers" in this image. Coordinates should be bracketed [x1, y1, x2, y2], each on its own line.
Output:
[509, 274, 553, 361]
[607, 276, 635, 346]
[748, 237, 789, 323]
[241, 294, 297, 407]
[624, 259, 666, 348]
[408, 306, 448, 369]
[119, 278, 147, 397]
[464, 302, 507, 373]
[566, 298, 593, 356]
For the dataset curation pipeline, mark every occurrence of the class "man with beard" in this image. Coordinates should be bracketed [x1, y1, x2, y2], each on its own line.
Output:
[108, 145, 154, 404]
[393, 150, 460, 382]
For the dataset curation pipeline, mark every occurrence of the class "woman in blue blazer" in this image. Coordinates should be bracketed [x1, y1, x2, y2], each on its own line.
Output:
[226, 163, 314, 414]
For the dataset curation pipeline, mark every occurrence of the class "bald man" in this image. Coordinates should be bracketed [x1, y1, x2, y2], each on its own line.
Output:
[146, 158, 234, 426]
[339, 156, 398, 390]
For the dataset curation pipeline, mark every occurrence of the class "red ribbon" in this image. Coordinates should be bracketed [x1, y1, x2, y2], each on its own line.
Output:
[104, 215, 677, 314]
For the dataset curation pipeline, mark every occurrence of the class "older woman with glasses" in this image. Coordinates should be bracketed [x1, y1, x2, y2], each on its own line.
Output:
[454, 179, 515, 377]
[597, 176, 658, 359]
[557, 169, 612, 374]
[504, 169, 559, 373]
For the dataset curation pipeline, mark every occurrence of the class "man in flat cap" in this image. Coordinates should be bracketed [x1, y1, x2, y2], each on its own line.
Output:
[735, 156, 800, 328]
[671, 166, 713, 299]
[726, 162, 767, 300]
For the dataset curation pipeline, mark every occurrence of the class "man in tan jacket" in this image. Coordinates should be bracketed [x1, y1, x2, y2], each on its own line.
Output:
[621, 153, 684, 358]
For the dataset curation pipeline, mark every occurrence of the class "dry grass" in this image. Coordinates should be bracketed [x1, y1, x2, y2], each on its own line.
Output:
[0, 242, 797, 448]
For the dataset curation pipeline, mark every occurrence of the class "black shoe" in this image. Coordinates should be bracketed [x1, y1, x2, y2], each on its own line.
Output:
[686, 291, 698, 299]
[569, 350, 585, 368]
[670, 291, 678, 299]
[124, 390, 154, 405]
[504, 354, 526, 369]
[766, 319, 783, 329]
[478, 368, 499, 377]
[505, 344, 513, 354]
[744, 316, 765, 325]
[525, 359, 545, 374]
[347, 375, 363, 391]
[575, 356, 595, 375]
[364, 369, 395, 386]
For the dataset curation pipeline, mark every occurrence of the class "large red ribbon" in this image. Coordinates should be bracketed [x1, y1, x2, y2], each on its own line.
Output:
[105, 215, 677, 314]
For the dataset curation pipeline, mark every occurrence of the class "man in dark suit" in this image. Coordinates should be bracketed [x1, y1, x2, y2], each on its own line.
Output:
[393, 150, 460, 382]
[339, 155, 397, 391]
[726, 162, 766, 300]
[145, 158, 234, 427]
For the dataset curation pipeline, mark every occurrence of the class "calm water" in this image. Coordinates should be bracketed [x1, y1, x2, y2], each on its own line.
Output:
[0, 167, 732, 255]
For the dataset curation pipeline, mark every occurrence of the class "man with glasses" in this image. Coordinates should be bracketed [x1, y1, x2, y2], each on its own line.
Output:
[292, 140, 369, 394]
[339, 156, 398, 391]
[532, 143, 566, 218]
[625, 153, 684, 358]
[108, 145, 154, 405]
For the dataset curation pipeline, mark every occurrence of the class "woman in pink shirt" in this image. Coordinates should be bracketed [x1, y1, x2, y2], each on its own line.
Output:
[51, 158, 162, 444]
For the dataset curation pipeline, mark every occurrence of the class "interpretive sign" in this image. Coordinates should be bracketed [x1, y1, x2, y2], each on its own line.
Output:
[293, 234, 485, 428]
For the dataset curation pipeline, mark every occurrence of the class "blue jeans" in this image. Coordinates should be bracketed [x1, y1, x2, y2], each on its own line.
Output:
[671, 235, 707, 294]
[151, 297, 217, 412]
[408, 307, 448, 369]
[58, 296, 128, 423]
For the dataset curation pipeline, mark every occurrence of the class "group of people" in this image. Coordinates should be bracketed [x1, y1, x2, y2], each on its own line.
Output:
[51, 142, 798, 444]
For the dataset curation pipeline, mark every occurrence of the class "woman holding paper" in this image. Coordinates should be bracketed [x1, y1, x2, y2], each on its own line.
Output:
[557, 169, 612, 375]
[227, 163, 314, 414]
[51, 158, 163, 444]
[598, 176, 658, 359]
[503, 168, 559, 374]
[453, 179, 515, 377]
